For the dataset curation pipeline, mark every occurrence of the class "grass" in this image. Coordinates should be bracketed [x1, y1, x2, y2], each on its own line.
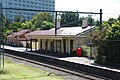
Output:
[0, 60, 64, 80]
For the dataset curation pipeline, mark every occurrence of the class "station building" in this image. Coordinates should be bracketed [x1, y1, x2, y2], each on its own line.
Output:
[26, 27, 94, 54]
[7, 26, 94, 54]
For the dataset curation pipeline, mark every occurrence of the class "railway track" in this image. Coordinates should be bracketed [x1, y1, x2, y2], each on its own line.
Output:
[5, 52, 109, 80]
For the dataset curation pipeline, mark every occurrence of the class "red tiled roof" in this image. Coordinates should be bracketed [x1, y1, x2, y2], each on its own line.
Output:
[25, 30, 63, 36]
[7, 30, 30, 38]
[14, 30, 30, 36]
[7, 32, 17, 38]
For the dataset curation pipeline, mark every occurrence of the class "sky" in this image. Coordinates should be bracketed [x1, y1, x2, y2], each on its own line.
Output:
[55, 0, 120, 20]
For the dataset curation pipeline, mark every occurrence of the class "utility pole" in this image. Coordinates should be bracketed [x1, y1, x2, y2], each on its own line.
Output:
[0, 2, 4, 71]
[100, 9, 102, 30]
[55, 11, 57, 35]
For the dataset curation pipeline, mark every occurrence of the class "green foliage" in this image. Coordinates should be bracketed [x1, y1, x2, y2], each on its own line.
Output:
[94, 16, 120, 65]
[60, 12, 95, 27]
[87, 15, 95, 26]
[14, 15, 26, 23]
[31, 12, 54, 28]
[41, 21, 54, 30]
[117, 15, 120, 21]
[81, 45, 90, 57]
[0, 13, 6, 26]
[8, 22, 22, 32]
[60, 12, 80, 27]
[3, 12, 54, 36]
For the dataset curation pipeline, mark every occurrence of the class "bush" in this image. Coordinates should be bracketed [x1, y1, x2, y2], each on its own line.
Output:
[81, 45, 90, 57]
[96, 40, 120, 65]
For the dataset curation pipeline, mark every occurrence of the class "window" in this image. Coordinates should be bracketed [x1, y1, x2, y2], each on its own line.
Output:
[52, 1, 55, 4]
[14, 11, 17, 14]
[23, 4, 26, 7]
[18, 4, 21, 6]
[27, 5, 30, 7]
[31, 13, 34, 15]
[23, 1, 26, 3]
[31, 2, 34, 4]
[23, 12, 26, 15]
[18, 0, 21, 2]
[14, 3, 17, 6]
[27, 17, 30, 19]
[9, 3, 12, 5]
[9, 11, 12, 13]
[27, 1, 30, 3]
[18, 12, 22, 14]
[27, 13, 30, 15]
[31, 6, 34, 8]
[35, 2, 37, 5]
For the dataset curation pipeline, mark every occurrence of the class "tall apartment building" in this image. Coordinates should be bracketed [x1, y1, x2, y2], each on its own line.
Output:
[1, 0, 55, 21]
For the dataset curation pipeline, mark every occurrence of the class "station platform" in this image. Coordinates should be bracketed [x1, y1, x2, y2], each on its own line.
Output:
[3, 45, 120, 73]
[3, 45, 93, 63]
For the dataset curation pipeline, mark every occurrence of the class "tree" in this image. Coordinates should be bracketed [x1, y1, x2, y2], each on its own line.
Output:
[41, 21, 54, 30]
[117, 15, 120, 21]
[31, 12, 54, 29]
[78, 16, 85, 26]
[14, 15, 26, 23]
[107, 18, 116, 26]
[9, 22, 22, 32]
[86, 15, 95, 26]
[60, 12, 79, 27]
[0, 13, 6, 26]
[93, 17, 120, 65]
[4, 18, 11, 27]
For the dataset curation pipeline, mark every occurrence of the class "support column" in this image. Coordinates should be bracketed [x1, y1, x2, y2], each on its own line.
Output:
[35, 39, 37, 51]
[73, 39, 76, 51]
[42, 39, 45, 50]
[40, 39, 42, 50]
[38, 39, 40, 50]
[56, 40, 57, 52]
[61, 39, 64, 53]
[30, 38, 32, 51]
[66, 38, 70, 54]
[53, 40, 55, 52]
[48, 39, 51, 51]
[26, 38, 27, 51]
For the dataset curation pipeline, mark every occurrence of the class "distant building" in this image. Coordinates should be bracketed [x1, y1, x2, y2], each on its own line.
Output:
[1, 0, 55, 22]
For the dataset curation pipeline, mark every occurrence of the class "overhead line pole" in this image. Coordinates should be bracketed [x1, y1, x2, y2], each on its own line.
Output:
[100, 9, 103, 30]
[55, 12, 57, 35]
[0, 2, 4, 71]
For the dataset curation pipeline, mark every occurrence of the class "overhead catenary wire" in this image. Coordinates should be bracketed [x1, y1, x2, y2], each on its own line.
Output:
[2, 7, 102, 14]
